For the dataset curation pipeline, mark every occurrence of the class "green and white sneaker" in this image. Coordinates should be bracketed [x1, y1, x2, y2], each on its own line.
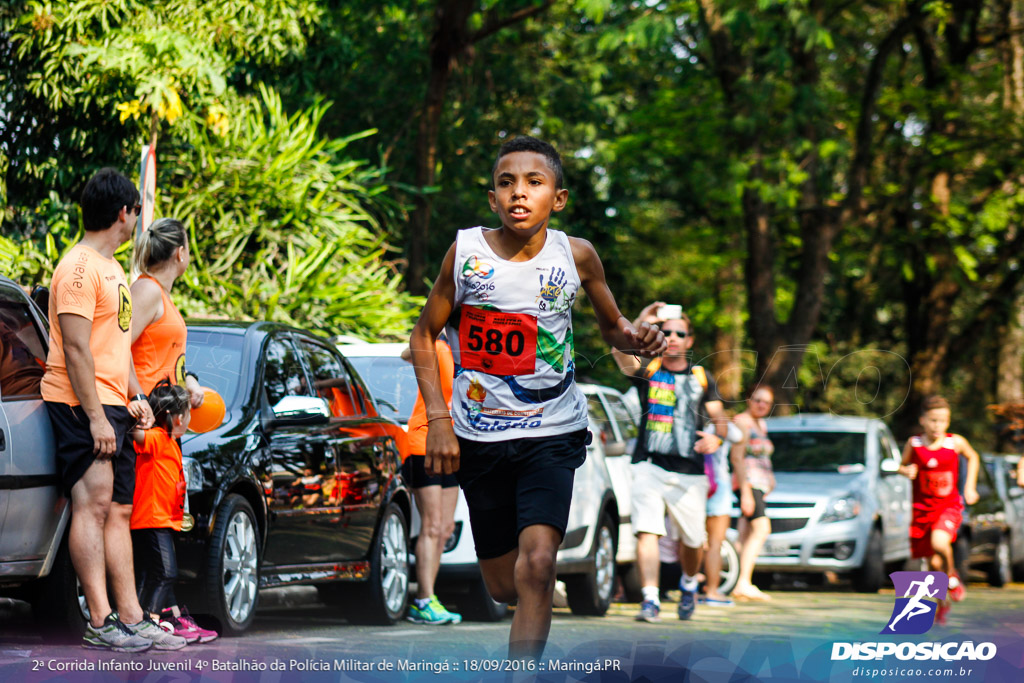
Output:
[124, 615, 188, 651]
[82, 613, 153, 653]
[407, 595, 462, 625]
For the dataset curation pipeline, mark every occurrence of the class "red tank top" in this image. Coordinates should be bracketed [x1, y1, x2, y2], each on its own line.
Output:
[910, 434, 962, 512]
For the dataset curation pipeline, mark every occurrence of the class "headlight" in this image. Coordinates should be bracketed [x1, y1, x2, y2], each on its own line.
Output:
[820, 494, 861, 523]
[181, 455, 205, 492]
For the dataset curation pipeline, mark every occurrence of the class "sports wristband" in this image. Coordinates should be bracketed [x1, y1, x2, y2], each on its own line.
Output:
[132, 393, 148, 403]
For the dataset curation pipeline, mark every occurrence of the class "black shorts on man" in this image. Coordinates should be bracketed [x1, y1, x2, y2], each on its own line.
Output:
[455, 429, 590, 560]
[402, 454, 459, 489]
[45, 402, 137, 503]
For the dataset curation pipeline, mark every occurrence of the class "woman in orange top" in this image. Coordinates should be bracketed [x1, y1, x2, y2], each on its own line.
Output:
[130, 381, 217, 643]
[129, 217, 203, 405]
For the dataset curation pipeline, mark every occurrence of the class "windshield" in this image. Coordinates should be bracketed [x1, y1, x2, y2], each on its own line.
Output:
[768, 431, 866, 473]
[185, 329, 246, 407]
[346, 355, 418, 425]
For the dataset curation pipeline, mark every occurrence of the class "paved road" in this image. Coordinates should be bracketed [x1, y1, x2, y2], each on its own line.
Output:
[1, 581, 1023, 681]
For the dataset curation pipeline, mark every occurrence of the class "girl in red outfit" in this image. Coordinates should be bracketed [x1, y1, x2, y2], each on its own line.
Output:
[131, 381, 218, 643]
[898, 395, 980, 623]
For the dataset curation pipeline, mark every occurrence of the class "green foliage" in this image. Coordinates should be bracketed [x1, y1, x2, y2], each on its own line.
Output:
[164, 86, 422, 340]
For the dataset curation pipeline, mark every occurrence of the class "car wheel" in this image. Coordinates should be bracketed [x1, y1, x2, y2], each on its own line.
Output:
[619, 563, 643, 603]
[457, 577, 509, 622]
[718, 536, 740, 596]
[987, 534, 1012, 588]
[332, 502, 409, 625]
[205, 494, 260, 636]
[565, 512, 617, 616]
[852, 527, 884, 593]
[31, 530, 87, 640]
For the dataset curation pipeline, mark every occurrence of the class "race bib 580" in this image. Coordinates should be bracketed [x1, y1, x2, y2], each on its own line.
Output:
[459, 306, 538, 376]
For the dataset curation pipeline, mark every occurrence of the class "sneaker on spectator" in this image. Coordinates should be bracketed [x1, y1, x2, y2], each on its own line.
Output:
[429, 596, 462, 625]
[407, 596, 457, 625]
[177, 608, 219, 643]
[635, 600, 660, 623]
[82, 613, 152, 653]
[948, 573, 965, 602]
[678, 586, 697, 621]
[124, 615, 188, 651]
[159, 611, 198, 644]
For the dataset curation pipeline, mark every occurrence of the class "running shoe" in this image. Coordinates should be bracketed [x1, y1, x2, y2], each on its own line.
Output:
[124, 615, 188, 651]
[699, 595, 734, 607]
[635, 600, 660, 623]
[82, 613, 152, 653]
[936, 601, 951, 625]
[164, 608, 220, 643]
[407, 596, 459, 625]
[948, 573, 965, 602]
[678, 586, 697, 620]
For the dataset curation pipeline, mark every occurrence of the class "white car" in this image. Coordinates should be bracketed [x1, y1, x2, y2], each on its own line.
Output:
[340, 342, 630, 619]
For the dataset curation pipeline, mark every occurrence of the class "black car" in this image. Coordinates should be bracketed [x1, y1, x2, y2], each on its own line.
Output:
[176, 321, 411, 634]
[954, 455, 1011, 587]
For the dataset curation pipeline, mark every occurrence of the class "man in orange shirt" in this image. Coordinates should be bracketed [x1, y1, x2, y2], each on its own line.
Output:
[41, 168, 184, 652]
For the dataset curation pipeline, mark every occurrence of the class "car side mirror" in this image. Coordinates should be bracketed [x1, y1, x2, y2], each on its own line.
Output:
[880, 459, 900, 474]
[269, 396, 332, 427]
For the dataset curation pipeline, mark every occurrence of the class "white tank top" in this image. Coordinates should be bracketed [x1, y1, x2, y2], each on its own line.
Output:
[446, 227, 588, 441]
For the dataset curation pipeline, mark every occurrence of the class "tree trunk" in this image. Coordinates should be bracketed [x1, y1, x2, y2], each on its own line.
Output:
[711, 239, 744, 405]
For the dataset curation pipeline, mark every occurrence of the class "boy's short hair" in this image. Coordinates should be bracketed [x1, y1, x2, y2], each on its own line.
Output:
[920, 395, 950, 414]
[492, 136, 564, 188]
[81, 168, 139, 232]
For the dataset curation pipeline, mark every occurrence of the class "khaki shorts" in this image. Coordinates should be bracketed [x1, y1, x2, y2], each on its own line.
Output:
[631, 460, 708, 549]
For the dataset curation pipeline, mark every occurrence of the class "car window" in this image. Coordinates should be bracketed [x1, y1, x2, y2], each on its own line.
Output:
[0, 290, 48, 401]
[603, 393, 638, 442]
[878, 433, 897, 470]
[768, 431, 866, 473]
[186, 329, 245, 406]
[264, 336, 310, 407]
[346, 355, 418, 424]
[300, 340, 365, 417]
[587, 395, 616, 445]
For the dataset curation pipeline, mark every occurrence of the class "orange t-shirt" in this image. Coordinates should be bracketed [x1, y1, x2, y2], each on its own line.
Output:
[406, 339, 454, 457]
[41, 244, 133, 406]
[131, 275, 187, 393]
[130, 428, 186, 531]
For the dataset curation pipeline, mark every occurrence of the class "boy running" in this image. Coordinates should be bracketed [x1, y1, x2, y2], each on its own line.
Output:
[898, 395, 979, 624]
[410, 136, 664, 660]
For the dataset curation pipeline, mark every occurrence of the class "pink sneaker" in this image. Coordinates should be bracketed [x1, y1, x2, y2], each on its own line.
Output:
[177, 610, 218, 644]
[948, 573, 965, 602]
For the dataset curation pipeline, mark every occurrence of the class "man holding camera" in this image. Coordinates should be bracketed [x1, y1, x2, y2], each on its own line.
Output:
[612, 302, 729, 623]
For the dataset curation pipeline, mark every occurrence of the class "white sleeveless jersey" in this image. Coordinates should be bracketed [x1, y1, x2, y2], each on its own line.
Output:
[445, 227, 588, 441]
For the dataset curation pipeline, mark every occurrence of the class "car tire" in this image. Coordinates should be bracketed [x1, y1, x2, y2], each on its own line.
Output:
[326, 502, 409, 625]
[457, 577, 509, 622]
[619, 562, 643, 603]
[987, 533, 1012, 588]
[31, 530, 88, 640]
[718, 536, 740, 596]
[205, 494, 260, 636]
[852, 527, 884, 593]
[565, 512, 617, 616]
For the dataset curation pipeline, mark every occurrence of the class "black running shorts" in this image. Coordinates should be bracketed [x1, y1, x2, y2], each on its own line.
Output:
[45, 402, 137, 504]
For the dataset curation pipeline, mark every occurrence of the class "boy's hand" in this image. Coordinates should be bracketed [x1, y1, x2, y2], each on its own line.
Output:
[425, 419, 461, 475]
[128, 397, 155, 429]
[964, 486, 979, 506]
[621, 318, 666, 358]
[899, 463, 918, 480]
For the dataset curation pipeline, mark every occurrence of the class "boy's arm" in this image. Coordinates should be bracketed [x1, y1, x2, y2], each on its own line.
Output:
[955, 434, 980, 505]
[410, 244, 460, 476]
[610, 301, 665, 375]
[130, 427, 146, 444]
[897, 440, 917, 479]
[570, 237, 666, 359]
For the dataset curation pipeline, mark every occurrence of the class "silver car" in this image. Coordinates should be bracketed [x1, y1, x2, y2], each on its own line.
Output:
[736, 414, 912, 592]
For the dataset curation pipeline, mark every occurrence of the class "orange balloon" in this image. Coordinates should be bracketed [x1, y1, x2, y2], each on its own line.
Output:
[189, 387, 226, 433]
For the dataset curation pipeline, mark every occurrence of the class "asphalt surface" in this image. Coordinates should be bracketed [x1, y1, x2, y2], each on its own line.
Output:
[1, 580, 1023, 682]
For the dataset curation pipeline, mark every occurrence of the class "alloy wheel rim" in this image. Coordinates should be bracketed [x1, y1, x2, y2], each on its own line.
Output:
[222, 510, 258, 623]
[380, 512, 409, 615]
[595, 525, 615, 601]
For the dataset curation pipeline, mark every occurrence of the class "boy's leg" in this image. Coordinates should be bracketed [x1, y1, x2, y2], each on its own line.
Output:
[508, 524, 562, 660]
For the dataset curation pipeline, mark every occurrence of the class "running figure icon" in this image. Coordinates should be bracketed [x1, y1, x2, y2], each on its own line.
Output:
[887, 575, 938, 631]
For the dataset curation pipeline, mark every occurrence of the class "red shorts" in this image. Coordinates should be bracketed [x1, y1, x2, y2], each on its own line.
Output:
[910, 506, 962, 558]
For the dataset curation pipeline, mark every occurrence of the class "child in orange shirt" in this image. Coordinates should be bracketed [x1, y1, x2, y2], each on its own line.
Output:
[130, 380, 218, 643]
